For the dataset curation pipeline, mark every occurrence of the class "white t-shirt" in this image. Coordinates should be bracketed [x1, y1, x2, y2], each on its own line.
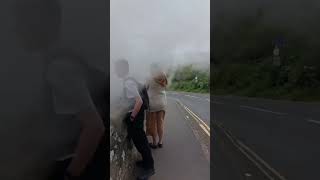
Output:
[122, 77, 141, 112]
[46, 58, 96, 115]
[124, 78, 140, 99]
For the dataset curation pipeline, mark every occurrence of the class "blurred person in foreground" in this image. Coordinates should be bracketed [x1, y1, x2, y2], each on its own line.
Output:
[14, 0, 108, 179]
[114, 59, 155, 180]
[146, 64, 168, 149]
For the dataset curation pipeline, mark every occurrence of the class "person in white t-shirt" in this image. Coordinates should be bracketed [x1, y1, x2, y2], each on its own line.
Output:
[114, 59, 155, 180]
[14, 0, 107, 179]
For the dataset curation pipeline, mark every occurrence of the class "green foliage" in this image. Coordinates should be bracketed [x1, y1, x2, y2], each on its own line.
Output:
[212, 9, 320, 101]
[170, 64, 209, 93]
[212, 61, 320, 101]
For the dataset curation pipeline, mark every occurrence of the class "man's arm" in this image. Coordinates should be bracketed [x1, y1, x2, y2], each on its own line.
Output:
[46, 60, 105, 178]
[130, 96, 143, 121]
[125, 80, 143, 121]
[66, 109, 105, 177]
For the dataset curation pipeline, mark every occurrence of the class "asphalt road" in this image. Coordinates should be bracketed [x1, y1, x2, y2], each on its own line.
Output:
[165, 92, 270, 180]
[167, 92, 210, 126]
[148, 94, 210, 180]
[212, 95, 320, 180]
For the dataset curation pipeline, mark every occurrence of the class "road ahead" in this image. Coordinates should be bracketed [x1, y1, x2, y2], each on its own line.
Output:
[148, 92, 271, 180]
[148, 93, 210, 180]
[162, 92, 271, 180]
[213, 95, 320, 180]
[168, 92, 210, 126]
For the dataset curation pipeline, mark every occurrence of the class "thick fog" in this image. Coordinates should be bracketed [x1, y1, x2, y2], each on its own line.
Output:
[110, 0, 210, 102]
[213, 0, 320, 39]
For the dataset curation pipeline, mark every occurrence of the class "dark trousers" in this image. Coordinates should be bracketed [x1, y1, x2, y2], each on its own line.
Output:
[82, 133, 108, 180]
[125, 112, 154, 169]
[53, 133, 107, 180]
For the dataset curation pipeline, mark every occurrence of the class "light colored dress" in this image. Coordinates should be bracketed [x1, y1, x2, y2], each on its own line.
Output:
[147, 78, 167, 112]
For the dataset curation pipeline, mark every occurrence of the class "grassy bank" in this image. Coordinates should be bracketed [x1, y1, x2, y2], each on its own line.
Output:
[212, 63, 320, 101]
[169, 64, 209, 93]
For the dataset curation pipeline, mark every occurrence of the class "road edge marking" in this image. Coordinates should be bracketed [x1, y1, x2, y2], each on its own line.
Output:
[184, 105, 210, 131]
[307, 119, 320, 126]
[215, 123, 287, 180]
[175, 100, 211, 162]
[239, 105, 287, 115]
[237, 141, 287, 180]
[179, 102, 210, 133]
[175, 99, 210, 137]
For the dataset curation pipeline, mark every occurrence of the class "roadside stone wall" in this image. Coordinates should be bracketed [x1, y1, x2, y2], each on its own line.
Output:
[110, 104, 138, 180]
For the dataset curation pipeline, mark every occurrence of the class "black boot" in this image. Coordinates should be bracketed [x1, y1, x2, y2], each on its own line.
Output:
[137, 168, 155, 180]
[135, 160, 147, 169]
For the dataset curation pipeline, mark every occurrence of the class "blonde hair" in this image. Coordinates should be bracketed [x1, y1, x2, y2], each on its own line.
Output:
[153, 71, 168, 87]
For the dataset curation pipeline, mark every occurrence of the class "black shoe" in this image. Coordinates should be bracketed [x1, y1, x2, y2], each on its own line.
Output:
[149, 143, 157, 149]
[137, 168, 155, 180]
[158, 143, 163, 148]
[136, 160, 146, 168]
[53, 154, 74, 179]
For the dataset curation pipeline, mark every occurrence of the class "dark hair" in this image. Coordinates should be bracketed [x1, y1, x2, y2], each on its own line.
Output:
[114, 59, 129, 77]
[14, 0, 62, 52]
[115, 59, 129, 66]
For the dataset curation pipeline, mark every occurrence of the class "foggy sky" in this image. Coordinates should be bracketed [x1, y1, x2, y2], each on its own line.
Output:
[110, 0, 210, 79]
[110, 0, 210, 101]
[213, 0, 320, 38]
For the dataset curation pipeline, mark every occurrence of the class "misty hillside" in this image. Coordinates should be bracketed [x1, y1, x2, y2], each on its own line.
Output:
[212, 0, 320, 101]
[213, 0, 320, 63]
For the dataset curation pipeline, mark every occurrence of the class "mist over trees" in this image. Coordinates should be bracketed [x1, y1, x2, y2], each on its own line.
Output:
[212, 0, 320, 100]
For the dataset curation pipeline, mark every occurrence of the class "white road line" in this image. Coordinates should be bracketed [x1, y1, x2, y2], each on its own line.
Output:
[199, 124, 210, 136]
[237, 141, 287, 180]
[192, 97, 202, 100]
[237, 146, 276, 180]
[221, 129, 277, 180]
[307, 119, 320, 125]
[183, 105, 210, 131]
[177, 101, 211, 162]
[185, 94, 198, 99]
[176, 99, 210, 136]
[240, 105, 287, 115]
[219, 123, 287, 180]
[212, 101, 224, 105]
[185, 94, 198, 98]
[184, 94, 211, 102]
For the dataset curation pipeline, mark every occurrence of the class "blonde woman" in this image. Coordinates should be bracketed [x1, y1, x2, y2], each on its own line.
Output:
[146, 65, 168, 149]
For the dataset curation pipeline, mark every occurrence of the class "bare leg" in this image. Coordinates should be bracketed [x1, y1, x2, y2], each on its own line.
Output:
[146, 112, 152, 143]
[150, 112, 157, 145]
[156, 111, 165, 144]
